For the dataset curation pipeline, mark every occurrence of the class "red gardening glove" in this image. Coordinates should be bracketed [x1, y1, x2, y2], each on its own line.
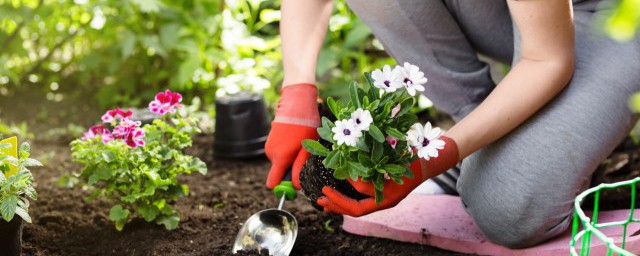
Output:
[317, 136, 459, 217]
[265, 83, 320, 190]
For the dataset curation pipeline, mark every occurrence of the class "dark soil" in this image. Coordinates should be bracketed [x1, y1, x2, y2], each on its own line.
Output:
[299, 147, 370, 211]
[20, 135, 465, 256]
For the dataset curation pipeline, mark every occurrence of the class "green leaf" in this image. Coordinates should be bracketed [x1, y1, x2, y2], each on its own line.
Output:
[157, 214, 180, 230]
[302, 140, 330, 157]
[368, 124, 385, 143]
[373, 174, 385, 191]
[21, 158, 42, 167]
[358, 153, 376, 168]
[109, 205, 130, 222]
[189, 158, 208, 175]
[137, 204, 160, 222]
[348, 161, 367, 175]
[327, 97, 340, 118]
[0, 195, 18, 222]
[14, 207, 31, 223]
[354, 136, 369, 152]
[102, 151, 116, 163]
[382, 164, 406, 175]
[375, 189, 384, 205]
[323, 150, 340, 169]
[333, 166, 350, 180]
[19, 143, 30, 159]
[345, 20, 372, 48]
[384, 127, 405, 140]
[349, 81, 361, 108]
[371, 142, 384, 163]
[398, 97, 415, 117]
[318, 126, 334, 143]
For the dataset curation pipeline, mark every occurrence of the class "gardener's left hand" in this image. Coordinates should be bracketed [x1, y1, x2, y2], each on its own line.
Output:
[317, 136, 459, 217]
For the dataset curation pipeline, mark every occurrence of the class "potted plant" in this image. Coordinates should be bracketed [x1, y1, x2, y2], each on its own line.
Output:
[0, 135, 40, 256]
[70, 90, 208, 231]
[300, 63, 444, 206]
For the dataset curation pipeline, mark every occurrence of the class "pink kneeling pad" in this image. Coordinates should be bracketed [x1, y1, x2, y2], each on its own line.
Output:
[342, 194, 640, 255]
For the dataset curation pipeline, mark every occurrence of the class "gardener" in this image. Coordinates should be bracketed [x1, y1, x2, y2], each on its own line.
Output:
[264, 0, 640, 249]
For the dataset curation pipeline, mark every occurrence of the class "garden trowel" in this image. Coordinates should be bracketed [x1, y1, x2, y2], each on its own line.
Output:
[232, 169, 298, 256]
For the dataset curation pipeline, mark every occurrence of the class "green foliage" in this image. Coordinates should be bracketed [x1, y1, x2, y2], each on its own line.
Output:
[302, 72, 418, 204]
[0, 0, 392, 112]
[600, 0, 640, 41]
[0, 135, 40, 223]
[70, 113, 207, 231]
[0, 119, 33, 140]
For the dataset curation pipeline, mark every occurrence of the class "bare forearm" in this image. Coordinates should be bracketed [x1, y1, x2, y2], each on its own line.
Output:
[446, 59, 574, 158]
[281, 0, 332, 86]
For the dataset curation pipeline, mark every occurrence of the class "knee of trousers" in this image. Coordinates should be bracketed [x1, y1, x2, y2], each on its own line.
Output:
[461, 195, 571, 249]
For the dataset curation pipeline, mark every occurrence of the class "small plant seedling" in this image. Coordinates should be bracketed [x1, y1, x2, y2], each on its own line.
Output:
[0, 135, 40, 223]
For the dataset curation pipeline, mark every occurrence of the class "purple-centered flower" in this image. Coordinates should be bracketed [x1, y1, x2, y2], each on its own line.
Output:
[149, 89, 183, 115]
[406, 122, 445, 160]
[331, 119, 362, 147]
[371, 65, 404, 93]
[101, 108, 133, 124]
[82, 124, 114, 144]
[396, 62, 427, 96]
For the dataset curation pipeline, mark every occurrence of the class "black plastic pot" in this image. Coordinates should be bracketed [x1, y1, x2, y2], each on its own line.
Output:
[299, 141, 369, 211]
[214, 92, 270, 158]
[0, 217, 23, 256]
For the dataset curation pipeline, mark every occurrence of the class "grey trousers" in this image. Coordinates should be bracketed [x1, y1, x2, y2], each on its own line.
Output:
[344, 0, 640, 248]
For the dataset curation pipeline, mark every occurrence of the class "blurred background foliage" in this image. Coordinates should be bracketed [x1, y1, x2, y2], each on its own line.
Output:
[0, 0, 638, 135]
[0, 0, 391, 123]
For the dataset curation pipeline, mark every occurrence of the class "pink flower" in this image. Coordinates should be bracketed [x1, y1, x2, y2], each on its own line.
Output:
[148, 89, 183, 115]
[102, 108, 133, 124]
[111, 124, 145, 148]
[82, 125, 114, 144]
[124, 128, 145, 148]
[386, 136, 398, 149]
[384, 173, 391, 180]
[391, 104, 401, 118]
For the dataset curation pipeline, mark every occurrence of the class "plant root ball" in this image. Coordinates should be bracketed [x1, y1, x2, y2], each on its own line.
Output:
[299, 154, 369, 211]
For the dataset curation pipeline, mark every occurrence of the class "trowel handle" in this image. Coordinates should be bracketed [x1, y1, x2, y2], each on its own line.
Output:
[273, 168, 296, 201]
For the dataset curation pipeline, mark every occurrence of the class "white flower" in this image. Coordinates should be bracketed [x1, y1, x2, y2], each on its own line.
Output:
[397, 62, 427, 96]
[332, 119, 363, 147]
[350, 108, 373, 131]
[406, 122, 445, 160]
[371, 65, 404, 93]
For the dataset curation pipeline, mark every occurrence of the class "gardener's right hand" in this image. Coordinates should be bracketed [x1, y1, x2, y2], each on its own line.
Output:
[265, 83, 320, 190]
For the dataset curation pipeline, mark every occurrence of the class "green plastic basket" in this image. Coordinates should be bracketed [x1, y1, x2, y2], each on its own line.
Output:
[571, 177, 640, 256]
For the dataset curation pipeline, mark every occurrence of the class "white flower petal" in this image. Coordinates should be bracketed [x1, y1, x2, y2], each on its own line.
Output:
[427, 127, 442, 140]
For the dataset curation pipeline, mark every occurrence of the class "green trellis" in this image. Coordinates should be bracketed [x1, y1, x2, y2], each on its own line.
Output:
[571, 177, 640, 256]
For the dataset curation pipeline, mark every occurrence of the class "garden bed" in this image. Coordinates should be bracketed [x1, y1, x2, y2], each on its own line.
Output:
[20, 135, 463, 256]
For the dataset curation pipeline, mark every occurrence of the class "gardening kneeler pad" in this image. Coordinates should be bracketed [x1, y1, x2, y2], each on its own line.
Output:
[265, 83, 320, 190]
[342, 194, 640, 256]
[0, 136, 18, 177]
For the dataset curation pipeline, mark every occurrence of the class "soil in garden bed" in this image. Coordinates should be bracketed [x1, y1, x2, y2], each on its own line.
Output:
[20, 135, 465, 256]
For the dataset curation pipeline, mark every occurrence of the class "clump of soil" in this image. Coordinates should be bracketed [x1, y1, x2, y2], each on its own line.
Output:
[299, 153, 369, 211]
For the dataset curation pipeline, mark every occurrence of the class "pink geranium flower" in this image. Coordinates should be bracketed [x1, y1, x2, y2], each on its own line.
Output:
[124, 128, 145, 148]
[111, 124, 145, 148]
[102, 108, 133, 124]
[82, 125, 114, 144]
[149, 89, 183, 115]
